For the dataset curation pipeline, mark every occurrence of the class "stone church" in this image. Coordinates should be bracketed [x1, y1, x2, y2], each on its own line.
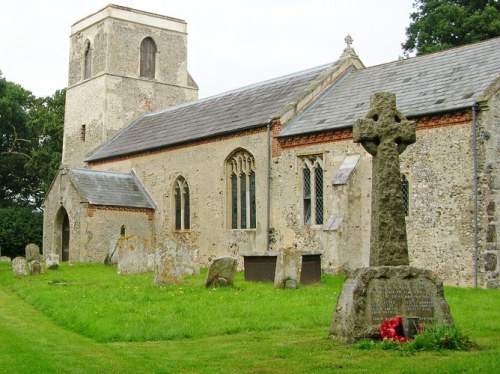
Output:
[43, 4, 500, 287]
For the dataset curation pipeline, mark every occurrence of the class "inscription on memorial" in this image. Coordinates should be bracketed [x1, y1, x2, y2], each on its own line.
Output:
[367, 278, 436, 324]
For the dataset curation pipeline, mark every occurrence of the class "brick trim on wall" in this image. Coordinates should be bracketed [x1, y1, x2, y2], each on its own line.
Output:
[87, 205, 155, 220]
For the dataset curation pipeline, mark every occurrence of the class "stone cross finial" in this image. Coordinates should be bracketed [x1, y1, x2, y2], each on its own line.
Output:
[344, 35, 353, 51]
[353, 92, 416, 266]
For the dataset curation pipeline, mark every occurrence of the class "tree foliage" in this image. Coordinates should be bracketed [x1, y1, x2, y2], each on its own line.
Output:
[0, 71, 64, 257]
[403, 0, 500, 55]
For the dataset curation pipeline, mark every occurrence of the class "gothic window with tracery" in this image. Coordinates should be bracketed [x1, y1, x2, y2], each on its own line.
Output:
[302, 155, 324, 226]
[227, 150, 256, 229]
[140, 37, 157, 79]
[83, 41, 92, 80]
[174, 176, 190, 230]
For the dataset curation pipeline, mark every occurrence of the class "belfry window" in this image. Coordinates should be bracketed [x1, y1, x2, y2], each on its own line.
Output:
[401, 174, 409, 216]
[174, 176, 190, 230]
[140, 37, 157, 79]
[302, 155, 324, 226]
[227, 150, 256, 229]
[83, 41, 92, 80]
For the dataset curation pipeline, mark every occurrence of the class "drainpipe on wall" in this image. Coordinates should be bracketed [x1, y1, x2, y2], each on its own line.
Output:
[472, 103, 480, 288]
[266, 120, 273, 252]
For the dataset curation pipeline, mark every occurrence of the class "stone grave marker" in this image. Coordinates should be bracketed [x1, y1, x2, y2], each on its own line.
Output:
[25, 243, 41, 261]
[0, 256, 11, 262]
[154, 240, 199, 285]
[205, 257, 237, 287]
[29, 260, 42, 275]
[45, 253, 60, 269]
[117, 236, 149, 275]
[329, 93, 454, 342]
[12, 257, 28, 277]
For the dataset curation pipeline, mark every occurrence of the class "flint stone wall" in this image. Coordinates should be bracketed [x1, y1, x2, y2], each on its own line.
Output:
[329, 266, 454, 342]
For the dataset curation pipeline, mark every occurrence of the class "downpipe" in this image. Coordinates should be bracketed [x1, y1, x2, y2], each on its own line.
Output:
[472, 103, 479, 288]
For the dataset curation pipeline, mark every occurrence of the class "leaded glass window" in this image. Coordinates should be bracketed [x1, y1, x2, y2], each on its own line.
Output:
[174, 176, 190, 230]
[302, 155, 324, 226]
[228, 150, 256, 229]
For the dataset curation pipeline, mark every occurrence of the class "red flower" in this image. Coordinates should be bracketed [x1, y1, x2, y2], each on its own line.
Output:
[379, 317, 409, 343]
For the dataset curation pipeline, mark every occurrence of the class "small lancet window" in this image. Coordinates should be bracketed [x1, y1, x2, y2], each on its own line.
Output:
[401, 174, 409, 216]
[81, 125, 86, 141]
[83, 41, 92, 80]
[120, 225, 126, 236]
[302, 155, 324, 226]
[174, 176, 190, 230]
[227, 150, 256, 230]
[140, 37, 157, 79]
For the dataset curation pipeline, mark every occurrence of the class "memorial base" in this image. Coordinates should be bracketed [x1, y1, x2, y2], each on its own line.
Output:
[329, 266, 454, 342]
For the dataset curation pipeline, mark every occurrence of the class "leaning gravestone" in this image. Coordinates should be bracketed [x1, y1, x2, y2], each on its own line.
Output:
[329, 93, 454, 342]
[25, 243, 41, 261]
[45, 253, 60, 269]
[12, 257, 28, 277]
[205, 257, 237, 287]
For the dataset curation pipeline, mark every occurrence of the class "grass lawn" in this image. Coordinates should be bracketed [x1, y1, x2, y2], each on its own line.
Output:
[0, 262, 499, 373]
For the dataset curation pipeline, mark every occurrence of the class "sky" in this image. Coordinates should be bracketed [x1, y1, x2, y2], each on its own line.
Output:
[0, 0, 415, 99]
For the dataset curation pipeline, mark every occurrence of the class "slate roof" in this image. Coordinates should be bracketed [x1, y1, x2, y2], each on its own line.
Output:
[87, 64, 332, 162]
[280, 37, 500, 137]
[71, 169, 155, 209]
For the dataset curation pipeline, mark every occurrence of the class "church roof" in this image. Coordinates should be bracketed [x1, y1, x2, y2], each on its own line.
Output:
[86, 64, 332, 162]
[280, 37, 500, 137]
[70, 169, 155, 209]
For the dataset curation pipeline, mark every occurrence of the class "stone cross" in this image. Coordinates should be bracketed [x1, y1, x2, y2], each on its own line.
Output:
[344, 35, 353, 52]
[353, 92, 416, 266]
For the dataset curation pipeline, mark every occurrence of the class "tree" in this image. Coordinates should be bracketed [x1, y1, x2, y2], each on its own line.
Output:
[402, 0, 500, 55]
[0, 207, 42, 258]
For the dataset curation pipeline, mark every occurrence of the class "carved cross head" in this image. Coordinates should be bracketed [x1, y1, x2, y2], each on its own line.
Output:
[353, 92, 416, 156]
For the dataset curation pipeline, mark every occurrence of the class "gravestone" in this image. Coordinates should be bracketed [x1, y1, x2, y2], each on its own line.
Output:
[45, 253, 60, 269]
[29, 260, 42, 275]
[329, 93, 454, 342]
[12, 257, 28, 277]
[0, 256, 12, 262]
[117, 235, 149, 275]
[25, 243, 41, 261]
[154, 240, 199, 285]
[205, 257, 237, 287]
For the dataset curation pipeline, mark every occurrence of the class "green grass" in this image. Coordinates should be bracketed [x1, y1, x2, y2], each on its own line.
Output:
[0, 262, 499, 373]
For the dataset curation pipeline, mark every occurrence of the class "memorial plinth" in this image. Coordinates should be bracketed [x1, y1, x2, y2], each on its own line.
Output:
[329, 266, 454, 341]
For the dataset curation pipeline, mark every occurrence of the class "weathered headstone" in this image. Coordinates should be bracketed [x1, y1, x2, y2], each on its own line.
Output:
[12, 257, 28, 277]
[117, 236, 150, 275]
[29, 260, 42, 275]
[0, 256, 12, 262]
[45, 253, 60, 269]
[154, 240, 199, 285]
[329, 93, 454, 342]
[25, 243, 41, 261]
[205, 257, 237, 287]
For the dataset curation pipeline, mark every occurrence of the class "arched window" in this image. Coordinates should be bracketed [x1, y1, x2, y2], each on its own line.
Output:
[302, 155, 324, 226]
[227, 150, 256, 229]
[83, 41, 92, 80]
[401, 174, 409, 216]
[120, 225, 126, 236]
[140, 37, 157, 79]
[174, 176, 190, 230]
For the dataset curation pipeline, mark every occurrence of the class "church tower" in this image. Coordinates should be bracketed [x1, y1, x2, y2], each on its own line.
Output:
[62, 4, 198, 167]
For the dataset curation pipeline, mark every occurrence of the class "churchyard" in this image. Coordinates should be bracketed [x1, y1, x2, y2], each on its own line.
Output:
[0, 262, 498, 373]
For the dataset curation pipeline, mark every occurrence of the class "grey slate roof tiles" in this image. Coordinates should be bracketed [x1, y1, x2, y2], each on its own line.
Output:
[71, 169, 155, 209]
[87, 64, 332, 162]
[280, 37, 500, 137]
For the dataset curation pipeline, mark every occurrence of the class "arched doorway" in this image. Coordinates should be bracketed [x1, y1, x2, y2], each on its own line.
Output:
[62, 212, 70, 262]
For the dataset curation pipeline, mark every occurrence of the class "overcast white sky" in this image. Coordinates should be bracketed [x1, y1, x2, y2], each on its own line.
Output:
[0, 0, 415, 98]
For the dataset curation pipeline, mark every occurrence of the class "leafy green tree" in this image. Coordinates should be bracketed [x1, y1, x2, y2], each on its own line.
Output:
[403, 0, 500, 55]
[0, 207, 43, 258]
